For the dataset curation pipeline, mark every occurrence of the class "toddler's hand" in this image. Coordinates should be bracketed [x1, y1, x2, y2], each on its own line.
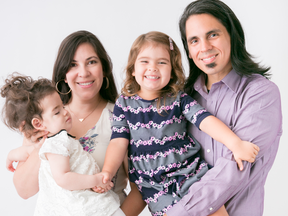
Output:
[92, 186, 105, 193]
[6, 158, 16, 172]
[233, 141, 259, 171]
[93, 173, 114, 192]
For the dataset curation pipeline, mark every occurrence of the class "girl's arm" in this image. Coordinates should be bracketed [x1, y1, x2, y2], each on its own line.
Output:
[199, 116, 259, 170]
[101, 138, 129, 183]
[46, 153, 113, 191]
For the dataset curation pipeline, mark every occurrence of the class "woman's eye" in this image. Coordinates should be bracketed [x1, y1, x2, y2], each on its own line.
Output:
[55, 112, 60, 115]
[141, 61, 148, 63]
[88, 60, 97, 65]
[70, 63, 77, 67]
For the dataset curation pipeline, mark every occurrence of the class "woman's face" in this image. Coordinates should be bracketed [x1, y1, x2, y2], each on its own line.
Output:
[65, 42, 104, 102]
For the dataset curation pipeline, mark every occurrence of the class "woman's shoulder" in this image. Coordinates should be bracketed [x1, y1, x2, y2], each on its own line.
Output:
[106, 101, 115, 112]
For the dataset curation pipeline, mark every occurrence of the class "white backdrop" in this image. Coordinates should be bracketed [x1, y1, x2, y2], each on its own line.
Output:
[0, 0, 287, 215]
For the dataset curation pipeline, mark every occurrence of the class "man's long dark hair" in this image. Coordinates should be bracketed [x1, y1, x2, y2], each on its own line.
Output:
[179, 0, 271, 95]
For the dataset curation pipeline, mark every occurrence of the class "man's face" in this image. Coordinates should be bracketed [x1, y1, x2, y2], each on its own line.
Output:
[185, 13, 232, 80]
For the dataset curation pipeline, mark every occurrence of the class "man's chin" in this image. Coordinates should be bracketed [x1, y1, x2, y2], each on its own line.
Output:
[205, 62, 217, 68]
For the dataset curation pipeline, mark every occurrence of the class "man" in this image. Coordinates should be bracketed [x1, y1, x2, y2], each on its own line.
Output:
[166, 0, 282, 215]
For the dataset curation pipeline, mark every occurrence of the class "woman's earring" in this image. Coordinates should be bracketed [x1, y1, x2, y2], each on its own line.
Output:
[56, 79, 71, 95]
[105, 77, 109, 89]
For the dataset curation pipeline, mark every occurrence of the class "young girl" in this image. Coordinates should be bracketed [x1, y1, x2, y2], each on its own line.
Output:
[100, 31, 259, 216]
[2, 73, 125, 216]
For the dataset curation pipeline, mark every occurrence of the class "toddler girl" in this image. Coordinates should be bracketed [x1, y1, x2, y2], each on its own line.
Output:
[100, 31, 259, 216]
[2, 73, 124, 216]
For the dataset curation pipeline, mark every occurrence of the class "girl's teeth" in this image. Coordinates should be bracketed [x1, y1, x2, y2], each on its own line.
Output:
[146, 76, 159, 79]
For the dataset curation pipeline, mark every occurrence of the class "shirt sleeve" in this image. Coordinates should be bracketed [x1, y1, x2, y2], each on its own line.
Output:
[167, 81, 282, 216]
[110, 97, 130, 140]
[39, 130, 70, 160]
[180, 92, 212, 129]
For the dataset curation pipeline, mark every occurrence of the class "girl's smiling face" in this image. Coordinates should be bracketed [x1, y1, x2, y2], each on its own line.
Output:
[133, 44, 172, 100]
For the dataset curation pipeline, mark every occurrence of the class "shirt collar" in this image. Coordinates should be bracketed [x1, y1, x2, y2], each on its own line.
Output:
[194, 69, 242, 97]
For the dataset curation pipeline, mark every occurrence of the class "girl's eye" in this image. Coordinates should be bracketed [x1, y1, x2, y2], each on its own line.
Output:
[55, 111, 60, 115]
[141, 61, 148, 63]
[159, 61, 167, 65]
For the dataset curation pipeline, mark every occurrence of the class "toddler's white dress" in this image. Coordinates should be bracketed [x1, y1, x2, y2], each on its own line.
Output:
[34, 130, 120, 216]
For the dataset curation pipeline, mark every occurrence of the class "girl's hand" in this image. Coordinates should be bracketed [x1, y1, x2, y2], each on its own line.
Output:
[6, 158, 16, 172]
[233, 141, 260, 171]
[91, 186, 106, 193]
[101, 170, 113, 184]
[93, 173, 114, 192]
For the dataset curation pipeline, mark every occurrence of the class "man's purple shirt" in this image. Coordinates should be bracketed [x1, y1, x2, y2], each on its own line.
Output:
[167, 69, 282, 216]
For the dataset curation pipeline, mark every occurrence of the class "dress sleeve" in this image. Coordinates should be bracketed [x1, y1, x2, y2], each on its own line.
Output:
[39, 131, 71, 160]
[180, 92, 212, 129]
[167, 81, 282, 216]
[110, 97, 130, 140]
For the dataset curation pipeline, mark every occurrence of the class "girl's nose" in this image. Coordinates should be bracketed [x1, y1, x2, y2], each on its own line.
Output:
[63, 108, 68, 116]
[148, 64, 158, 72]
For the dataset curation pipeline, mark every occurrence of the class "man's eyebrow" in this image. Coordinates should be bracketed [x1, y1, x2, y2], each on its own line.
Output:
[206, 29, 221, 36]
[187, 29, 222, 42]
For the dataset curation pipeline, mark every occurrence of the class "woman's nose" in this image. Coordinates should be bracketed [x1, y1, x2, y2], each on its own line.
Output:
[78, 65, 90, 77]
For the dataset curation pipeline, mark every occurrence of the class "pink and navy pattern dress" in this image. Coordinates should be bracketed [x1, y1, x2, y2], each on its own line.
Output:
[111, 91, 211, 215]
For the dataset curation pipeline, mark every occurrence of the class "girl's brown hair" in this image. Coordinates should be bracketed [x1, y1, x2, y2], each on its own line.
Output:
[1, 73, 56, 137]
[122, 31, 185, 101]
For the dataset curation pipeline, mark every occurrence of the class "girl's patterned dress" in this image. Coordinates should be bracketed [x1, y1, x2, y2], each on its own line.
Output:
[111, 91, 211, 215]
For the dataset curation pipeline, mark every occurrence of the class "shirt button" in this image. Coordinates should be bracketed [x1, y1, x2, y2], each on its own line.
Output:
[209, 207, 213, 211]
[207, 149, 211, 153]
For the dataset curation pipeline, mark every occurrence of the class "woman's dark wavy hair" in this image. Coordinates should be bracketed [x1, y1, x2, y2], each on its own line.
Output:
[52, 30, 118, 104]
[179, 0, 271, 95]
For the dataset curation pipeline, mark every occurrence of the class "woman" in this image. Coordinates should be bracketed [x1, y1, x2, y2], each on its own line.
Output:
[12, 30, 146, 216]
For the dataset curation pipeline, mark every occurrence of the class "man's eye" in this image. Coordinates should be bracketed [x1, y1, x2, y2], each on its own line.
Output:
[210, 33, 218, 38]
[191, 39, 197, 44]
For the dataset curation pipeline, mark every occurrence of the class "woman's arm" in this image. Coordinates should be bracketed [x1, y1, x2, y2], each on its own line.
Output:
[13, 135, 45, 199]
[6, 145, 35, 172]
[121, 152, 146, 216]
[46, 153, 112, 191]
[199, 115, 259, 170]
